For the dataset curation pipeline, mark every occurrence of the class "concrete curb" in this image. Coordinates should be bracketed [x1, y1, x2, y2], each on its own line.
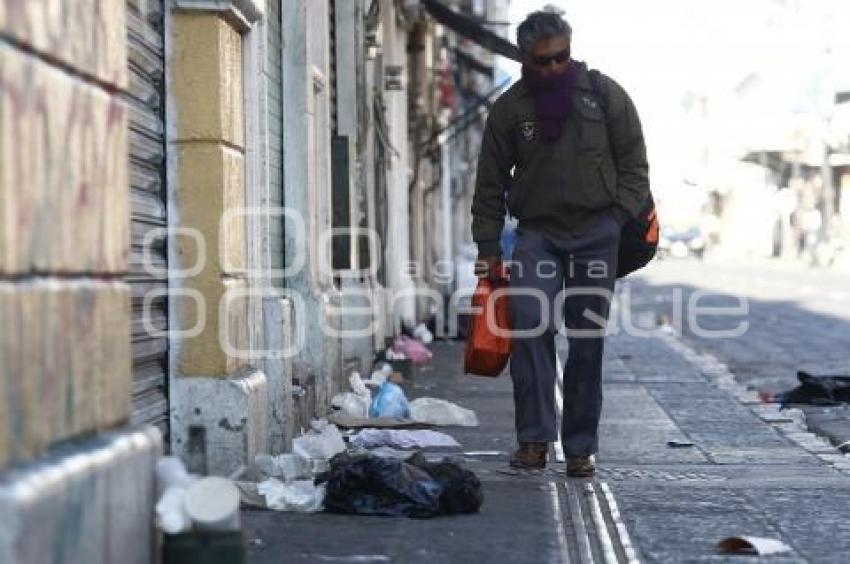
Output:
[659, 333, 850, 474]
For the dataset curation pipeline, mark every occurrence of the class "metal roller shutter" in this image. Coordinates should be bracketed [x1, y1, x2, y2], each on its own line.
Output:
[125, 0, 169, 435]
[267, 0, 285, 286]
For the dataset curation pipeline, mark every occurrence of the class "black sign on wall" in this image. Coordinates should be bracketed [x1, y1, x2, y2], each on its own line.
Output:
[384, 65, 404, 91]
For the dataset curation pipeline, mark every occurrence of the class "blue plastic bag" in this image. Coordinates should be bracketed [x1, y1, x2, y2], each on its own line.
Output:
[369, 382, 411, 419]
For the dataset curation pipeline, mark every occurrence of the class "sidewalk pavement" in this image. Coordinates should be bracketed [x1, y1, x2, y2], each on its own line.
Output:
[243, 331, 850, 563]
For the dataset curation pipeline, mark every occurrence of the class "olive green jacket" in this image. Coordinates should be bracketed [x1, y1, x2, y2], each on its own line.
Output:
[471, 61, 650, 258]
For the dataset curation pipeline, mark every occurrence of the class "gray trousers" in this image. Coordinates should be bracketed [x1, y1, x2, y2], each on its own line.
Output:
[508, 210, 620, 456]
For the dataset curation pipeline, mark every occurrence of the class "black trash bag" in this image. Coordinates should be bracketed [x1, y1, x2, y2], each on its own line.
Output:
[405, 452, 484, 515]
[316, 452, 443, 518]
[777, 371, 850, 406]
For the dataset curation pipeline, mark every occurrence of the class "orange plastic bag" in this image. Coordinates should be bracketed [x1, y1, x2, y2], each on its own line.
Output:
[464, 269, 511, 377]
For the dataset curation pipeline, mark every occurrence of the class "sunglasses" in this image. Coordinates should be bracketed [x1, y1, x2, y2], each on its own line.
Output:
[531, 49, 570, 67]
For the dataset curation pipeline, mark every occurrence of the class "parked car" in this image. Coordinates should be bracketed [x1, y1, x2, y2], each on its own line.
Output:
[658, 226, 708, 260]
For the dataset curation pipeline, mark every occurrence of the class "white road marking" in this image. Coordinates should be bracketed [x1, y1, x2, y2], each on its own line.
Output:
[548, 482, 573, 564]
[586, 482, 619, 564]
[564, 481, 595, 563]
[599, 482, 641, 564]
[555, 346, 565, 463]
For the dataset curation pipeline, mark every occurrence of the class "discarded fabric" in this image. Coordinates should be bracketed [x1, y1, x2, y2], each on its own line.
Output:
[359, 446, 415, 459]
[350, 429, 461, 450]
[409, 397, 479, 427]
[317, 452, 482, 518]
[369, 381, 411, 419]
[257, 478, 326, 512]
[405, 452, 484, 515]
[318, 453, 441, 517]
[775, 371, 850, 406]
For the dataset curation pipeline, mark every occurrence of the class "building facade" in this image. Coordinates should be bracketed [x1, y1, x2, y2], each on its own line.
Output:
[0, 0, 509, 560]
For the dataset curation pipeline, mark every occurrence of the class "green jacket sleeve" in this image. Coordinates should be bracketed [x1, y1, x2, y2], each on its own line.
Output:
[471, 106, 514, 259]
[603, 77, 650, 224]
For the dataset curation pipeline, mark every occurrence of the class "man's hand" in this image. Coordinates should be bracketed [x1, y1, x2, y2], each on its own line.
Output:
[474, 256, 504, 282]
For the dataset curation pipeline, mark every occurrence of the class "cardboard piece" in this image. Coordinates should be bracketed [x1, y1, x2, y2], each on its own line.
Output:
[327, 414, 432, 430]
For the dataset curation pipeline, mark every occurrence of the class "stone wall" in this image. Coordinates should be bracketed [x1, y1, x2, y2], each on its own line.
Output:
[0, 0, 131, 468]
[0, 2, 162, 562]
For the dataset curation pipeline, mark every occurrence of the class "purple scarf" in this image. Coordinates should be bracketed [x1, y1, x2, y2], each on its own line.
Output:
[521, 63, 578, 143]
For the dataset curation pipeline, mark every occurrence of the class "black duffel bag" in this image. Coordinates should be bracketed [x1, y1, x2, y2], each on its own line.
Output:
[616, 193, 659, 278]
[587, 69, 659, 278]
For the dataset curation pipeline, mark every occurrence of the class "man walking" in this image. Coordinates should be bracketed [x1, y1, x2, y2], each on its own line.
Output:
[471, 10, 649, 477]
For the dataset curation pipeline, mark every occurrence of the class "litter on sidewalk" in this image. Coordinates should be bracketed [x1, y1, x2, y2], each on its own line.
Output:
[409, 397, 479, 427]
[385, 346, 407, 361]
[350, 429, 461, 450]
[770, 371, 850, 406]
[316, 451, 482, 518]
[154, 457, 242, 539]
[369, 381, 411, 418]
[413, 323, 434, 344]
[183, 477, 241, 531]
[256, 478, 325, 513]
[666, 440, 695, 448]
[330, 371, 375, 418]
[327, 414, 429, 429]
[394, 335, 433, 364]
[716, 536, 792, 556]
[292, 420, 347, 466]
[253, 453, 311, 482]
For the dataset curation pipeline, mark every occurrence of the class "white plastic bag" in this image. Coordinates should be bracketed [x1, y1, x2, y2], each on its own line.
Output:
[364, 364, 390, 388]
[331, 371, 375, 417]
[413, 323, 434, 344]
[293, 421, 346, 461]
[331, 392, 370, 417]
[368, 382, 411, 418]
[254, 453, 311, 482]
[349, 371, 370, 398]
[409, 397, 479, 427]
[257, 478, 325, 512]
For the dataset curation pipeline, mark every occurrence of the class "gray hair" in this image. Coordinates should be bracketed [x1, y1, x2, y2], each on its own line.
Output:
[516, 10, 572, 56]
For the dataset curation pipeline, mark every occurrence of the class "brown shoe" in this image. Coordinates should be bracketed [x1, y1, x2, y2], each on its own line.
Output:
[509, 442, 548, 469]
[566, 455, 596, 478]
